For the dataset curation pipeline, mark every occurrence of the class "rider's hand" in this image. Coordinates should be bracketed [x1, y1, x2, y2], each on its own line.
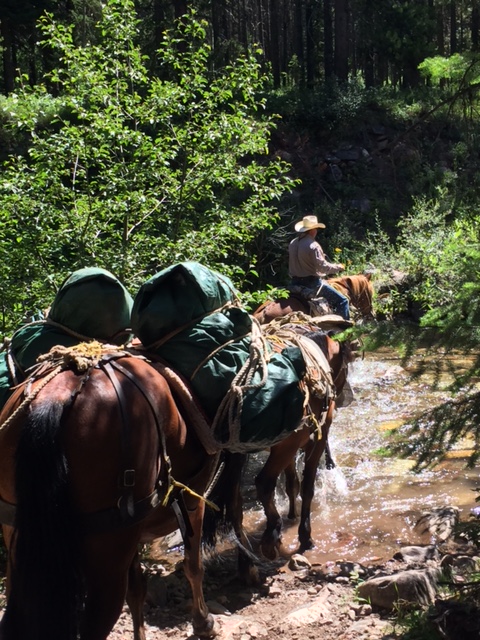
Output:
[338, 263, 345, 271]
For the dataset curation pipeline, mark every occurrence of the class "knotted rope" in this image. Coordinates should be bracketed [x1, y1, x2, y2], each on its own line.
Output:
[209, 317, 271, 449]
[0, 341, 127, 432]
[262, 313, 339, 438]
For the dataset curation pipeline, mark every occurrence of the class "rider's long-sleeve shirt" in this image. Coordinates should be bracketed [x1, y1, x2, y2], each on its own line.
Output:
[288, 234, 343, 278]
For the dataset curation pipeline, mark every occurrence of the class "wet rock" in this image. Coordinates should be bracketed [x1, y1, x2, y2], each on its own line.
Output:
[393, 544, 440, 564]
[450, 554, 480, 574]
[357, 567, 446, 610]
[288, 554, 312, 571]
[336, 561, 368, 578]
[415, 506, 460, 542]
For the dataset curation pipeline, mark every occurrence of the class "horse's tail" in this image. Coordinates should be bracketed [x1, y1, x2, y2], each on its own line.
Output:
[1, 401, 82, 640]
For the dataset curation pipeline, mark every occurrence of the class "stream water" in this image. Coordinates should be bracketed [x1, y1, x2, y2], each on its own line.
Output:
[239, 349, 480, 566]
[155, 349, 479, 568]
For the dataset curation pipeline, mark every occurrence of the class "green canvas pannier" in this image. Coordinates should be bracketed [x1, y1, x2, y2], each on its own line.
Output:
[132, 262, 306, 451]
[0, 267, 133, 412]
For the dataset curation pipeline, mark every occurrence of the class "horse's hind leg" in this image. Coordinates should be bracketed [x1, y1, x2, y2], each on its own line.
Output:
[79, 533, 140, 640]
[255, 466, 282, 560]
[284, 459, 300, 520]
[182, 499, 216, 638]
[126, 551, 147, 640]
[223, 453, 259, 585]
[256, 431, 308, 560]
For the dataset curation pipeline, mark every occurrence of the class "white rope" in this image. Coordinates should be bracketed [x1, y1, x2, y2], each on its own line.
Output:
[210, 317, 271, 449]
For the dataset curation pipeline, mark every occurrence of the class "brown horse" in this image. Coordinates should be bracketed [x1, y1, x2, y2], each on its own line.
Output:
[204, 324, 357, 584]
[253, 273, 374, 324]
[0, 344, 219, 640]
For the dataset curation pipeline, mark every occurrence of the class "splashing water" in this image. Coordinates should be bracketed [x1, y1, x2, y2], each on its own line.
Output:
[243, 352, 479, 565]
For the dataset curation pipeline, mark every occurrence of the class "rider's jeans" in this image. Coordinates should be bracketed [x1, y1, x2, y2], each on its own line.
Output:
[290, 277, 350, 320]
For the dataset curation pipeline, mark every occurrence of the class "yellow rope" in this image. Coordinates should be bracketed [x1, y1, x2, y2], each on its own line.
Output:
[162, 478, 220, 511]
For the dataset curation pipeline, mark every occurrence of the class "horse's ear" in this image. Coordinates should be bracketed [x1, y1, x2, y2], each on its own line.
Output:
[365, 272, 372, 281]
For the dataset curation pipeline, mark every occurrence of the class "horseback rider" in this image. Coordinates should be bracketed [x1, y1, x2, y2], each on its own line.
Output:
[288, 215, 350, 320]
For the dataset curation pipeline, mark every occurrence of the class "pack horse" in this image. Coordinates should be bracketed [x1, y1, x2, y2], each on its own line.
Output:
[0, 343, 219, 640]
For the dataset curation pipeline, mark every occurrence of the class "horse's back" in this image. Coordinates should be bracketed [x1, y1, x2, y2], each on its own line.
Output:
[253, 295, 309, 323]
[0, 356, 175, 510]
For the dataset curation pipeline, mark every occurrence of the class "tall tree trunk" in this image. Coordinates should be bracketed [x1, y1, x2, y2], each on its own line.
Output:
[334, 0, 348, 81]
[294, 0, 305, 87]
[358, 0, 374, 86]
[257, 0, 268, 52]
[450, 0, 457, 54]
[472, 0, 479, 51]
[1, 17, 15, 94]
[28, 23, 37, 87]
[153, 0, 165, 52]
[269, 0, 280, 86]
[280, 0, 290, 84]
[323, 0, 333, 79]
[305, 0, 315, 88]
[436, 0, 445, 53]
[240, 0, 248, 52]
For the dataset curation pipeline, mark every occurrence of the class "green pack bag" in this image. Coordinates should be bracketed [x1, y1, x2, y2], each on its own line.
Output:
[132, 262, 306, 451]
[0, 267, 133, 413]
[48, 267, 133, 343]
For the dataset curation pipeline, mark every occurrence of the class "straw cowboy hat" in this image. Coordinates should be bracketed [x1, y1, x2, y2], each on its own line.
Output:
[294, 215, 326, 232]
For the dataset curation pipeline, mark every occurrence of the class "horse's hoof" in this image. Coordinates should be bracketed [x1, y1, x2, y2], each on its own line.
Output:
[260, 541, 280, 561]
[298, 539, 314, 553]
[193, 613, 217, 638]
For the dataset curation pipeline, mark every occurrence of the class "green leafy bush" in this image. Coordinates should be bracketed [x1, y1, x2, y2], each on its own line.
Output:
[0, 0, 296, 332]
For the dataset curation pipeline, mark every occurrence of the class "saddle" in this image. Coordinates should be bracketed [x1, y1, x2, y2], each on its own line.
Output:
[288, 287, 331, 317]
